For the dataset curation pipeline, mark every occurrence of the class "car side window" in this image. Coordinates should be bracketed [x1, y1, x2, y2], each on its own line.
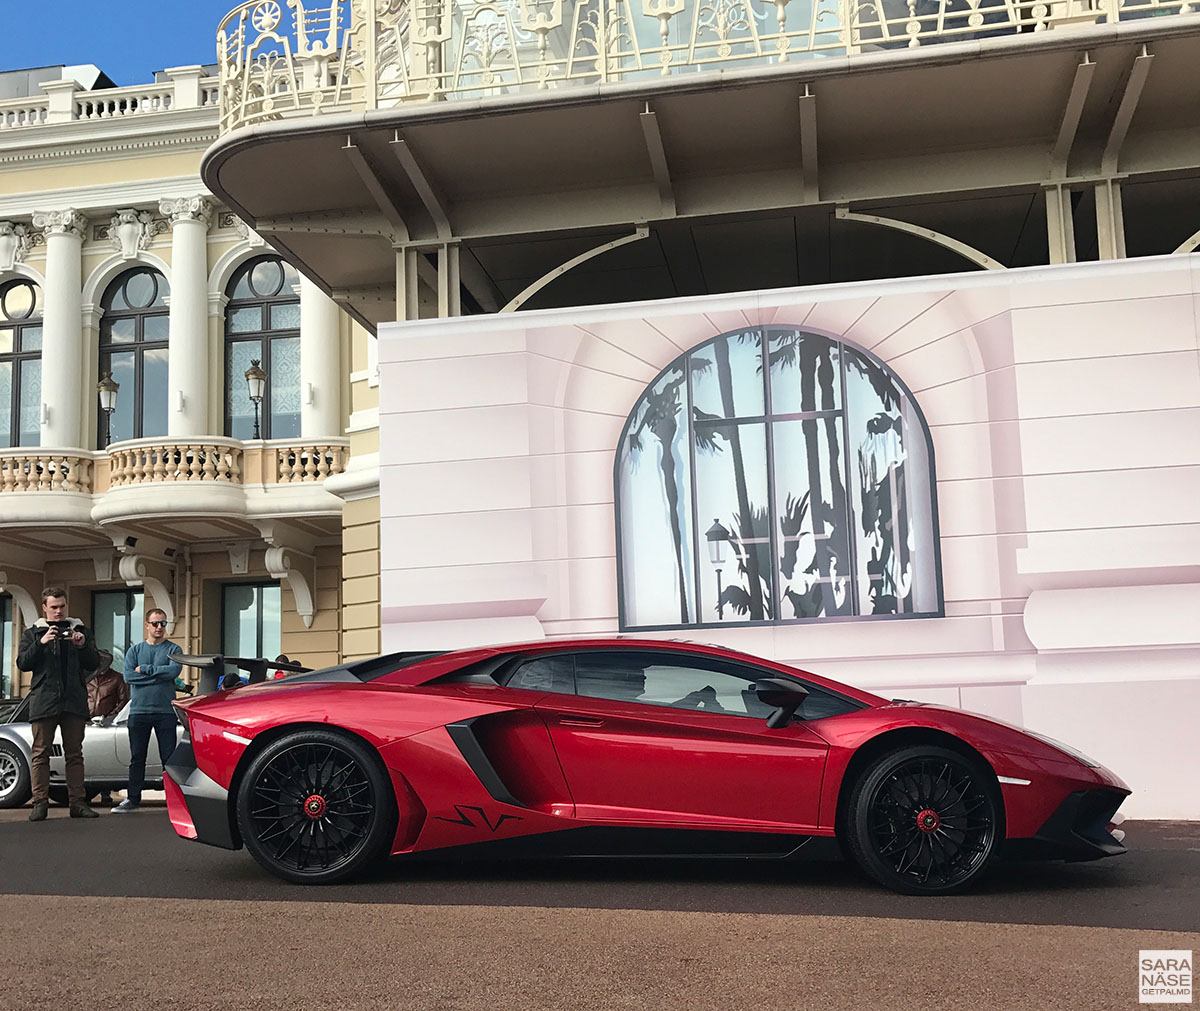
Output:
[506, 655, 575, 694]
[573, 652, 774, 719]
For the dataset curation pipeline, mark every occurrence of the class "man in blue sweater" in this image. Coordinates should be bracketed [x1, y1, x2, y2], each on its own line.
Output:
[112, 608, 182, 813]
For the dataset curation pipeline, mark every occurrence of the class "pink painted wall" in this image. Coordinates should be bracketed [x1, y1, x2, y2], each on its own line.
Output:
[379, 254, 1200, 818]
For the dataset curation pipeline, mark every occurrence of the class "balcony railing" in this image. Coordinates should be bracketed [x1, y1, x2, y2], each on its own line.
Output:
[0, 70, 220, 135]
[0, 451, 93, 493]
[107, 439, 244, 487]
[213, 0, 1195, 133]
[0, 439, 349, 494]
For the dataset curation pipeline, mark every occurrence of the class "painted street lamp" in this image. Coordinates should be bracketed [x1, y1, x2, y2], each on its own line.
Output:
[97, 372, 119, 447]
[706, 518, 730, 620]
[244, 358, 267, 439]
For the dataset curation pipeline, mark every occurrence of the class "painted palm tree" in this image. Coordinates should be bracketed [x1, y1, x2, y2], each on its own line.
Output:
[706, 333, 769, 620]
[769, 329, 850, 616]
[627, 366, 691, 623]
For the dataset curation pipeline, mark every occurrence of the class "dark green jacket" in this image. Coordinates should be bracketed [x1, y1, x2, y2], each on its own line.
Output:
[17, 619, 101, 721]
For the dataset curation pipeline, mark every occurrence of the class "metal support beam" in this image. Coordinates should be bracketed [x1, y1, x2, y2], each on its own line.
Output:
[1102, 46, 1154, 176]
[1095, 178, 1126, 260]
[391, 133, 452, 239]
[395, 246, 419, 321]
[639, 105, 676, 218]
[799, 84, 819, 203]
[834, 206, 1005, 270]
[253, 211, 391, 237]
[437, 242, 461, 317]
[1044, 183, 1077, 264]
[500, 226, 652, 313]
[1050, 53, 1095, 178]
[1173, 227, 1200, 255]
[344, 137, 410, 242]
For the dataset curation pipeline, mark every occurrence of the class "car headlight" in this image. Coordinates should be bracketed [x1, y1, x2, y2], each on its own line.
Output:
[1027, 730, 1099, 768]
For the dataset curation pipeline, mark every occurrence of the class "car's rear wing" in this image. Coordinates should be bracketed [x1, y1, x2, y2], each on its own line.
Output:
[175, 654, 311, 694]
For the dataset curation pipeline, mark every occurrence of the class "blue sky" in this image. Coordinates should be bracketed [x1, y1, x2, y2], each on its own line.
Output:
[0, 1, 236, 85]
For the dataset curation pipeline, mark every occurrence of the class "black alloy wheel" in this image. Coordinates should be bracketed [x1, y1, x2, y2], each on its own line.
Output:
[846, 744, 1000, 895]
[237, 729, 396, 884]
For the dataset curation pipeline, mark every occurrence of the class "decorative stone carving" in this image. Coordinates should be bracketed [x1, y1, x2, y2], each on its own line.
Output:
[118, 554, 176, 631]
[30, 208, 87, 239]
[159, 196, 214, 227]
[0, 222, 31, 271]
[109, 209, 156, 258]
[230, 214, 267, 248]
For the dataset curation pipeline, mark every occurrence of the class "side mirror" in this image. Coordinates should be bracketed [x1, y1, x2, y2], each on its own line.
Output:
[755, 678, 809, 729]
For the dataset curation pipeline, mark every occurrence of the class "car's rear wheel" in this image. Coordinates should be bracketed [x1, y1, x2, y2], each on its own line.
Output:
[49, 785, 70, 806]
[0, 741, 31, 809]
[236, 729, 396, 884]
[846, 744, 1000, 895]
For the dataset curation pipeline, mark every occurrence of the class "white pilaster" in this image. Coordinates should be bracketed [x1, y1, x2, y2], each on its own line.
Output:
[160, 196, 212, 437]
[31, 209, 86, 447]
[299, 275, 342, 438]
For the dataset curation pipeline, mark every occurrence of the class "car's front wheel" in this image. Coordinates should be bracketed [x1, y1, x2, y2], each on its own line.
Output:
[846, 744, 1001, 895]
[0, 741, 31, 809]
[236, 729, 396, 884]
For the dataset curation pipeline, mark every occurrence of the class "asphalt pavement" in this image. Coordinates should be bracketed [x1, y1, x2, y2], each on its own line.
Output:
[1, 806, 1197, 1010]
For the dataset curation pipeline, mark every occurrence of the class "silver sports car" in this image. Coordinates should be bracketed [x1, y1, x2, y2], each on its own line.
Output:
[0, 696, 178, 807]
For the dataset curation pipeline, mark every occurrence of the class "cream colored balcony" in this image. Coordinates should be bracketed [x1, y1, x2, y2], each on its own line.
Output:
[0, 450, 97, 532]
[92, 436, 349, 530]
[0, 439, 349, 551]
[215, 0, 1196, 133]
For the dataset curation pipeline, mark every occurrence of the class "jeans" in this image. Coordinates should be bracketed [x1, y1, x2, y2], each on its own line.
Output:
[31, 714, 87, 805]
[126, 712, 179, 805]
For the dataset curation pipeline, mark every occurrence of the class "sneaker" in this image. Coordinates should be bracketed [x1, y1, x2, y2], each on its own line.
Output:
[28, 802, 48, 822]
[69, 803, 99, 819]
[111, 799, 140, 813]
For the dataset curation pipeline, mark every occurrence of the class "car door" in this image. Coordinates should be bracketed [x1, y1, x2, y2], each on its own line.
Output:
[530, 649, 830, 832]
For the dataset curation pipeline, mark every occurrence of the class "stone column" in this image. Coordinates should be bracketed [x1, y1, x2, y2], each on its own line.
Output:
[30, 209, 87, 447]
[160, 196, 213, 437]
[299, 275, 342, 438]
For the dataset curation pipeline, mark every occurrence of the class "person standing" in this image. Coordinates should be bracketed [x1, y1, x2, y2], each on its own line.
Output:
[112, 608, 182, 813]
[16, 587, 101, 821]
[86, 648, 129, 720]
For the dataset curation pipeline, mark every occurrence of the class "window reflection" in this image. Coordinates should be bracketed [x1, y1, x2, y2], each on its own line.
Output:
[0, 279, 42, 448]
[97, 267, 170, 446]
[617, 326, 940, 629]
[224, 256, 302, 440]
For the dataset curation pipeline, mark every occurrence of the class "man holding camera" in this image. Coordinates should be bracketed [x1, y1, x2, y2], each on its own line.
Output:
[16, 587, 102, 821]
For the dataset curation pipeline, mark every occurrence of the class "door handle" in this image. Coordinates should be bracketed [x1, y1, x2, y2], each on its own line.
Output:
[556, 715, 605, 728]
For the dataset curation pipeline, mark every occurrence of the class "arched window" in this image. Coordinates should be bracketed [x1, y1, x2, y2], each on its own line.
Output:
[0, 278, 42, 448]
[98, 267, 170, 445]
[224, 256, 301, 440]
[616, 327, 941, 629]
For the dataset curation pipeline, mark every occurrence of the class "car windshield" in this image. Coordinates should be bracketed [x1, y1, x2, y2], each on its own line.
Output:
[0, 696, 30, 724]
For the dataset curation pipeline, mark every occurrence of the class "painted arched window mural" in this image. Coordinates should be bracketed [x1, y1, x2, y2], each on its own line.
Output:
[98, 267, 170, 446]
[0, 278, 42, 448]
[224, 256, 301, 440]
[616, 327, 941, 629]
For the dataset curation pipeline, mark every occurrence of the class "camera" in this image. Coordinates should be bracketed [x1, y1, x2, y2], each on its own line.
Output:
[47, 621, 74, 640]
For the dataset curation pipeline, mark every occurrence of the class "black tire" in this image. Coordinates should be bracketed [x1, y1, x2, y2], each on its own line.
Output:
[0, 741, 32, 809]
[845, 744, 1001, 895]
[49, 785, 70, 806]
[236, 729, 396, 885]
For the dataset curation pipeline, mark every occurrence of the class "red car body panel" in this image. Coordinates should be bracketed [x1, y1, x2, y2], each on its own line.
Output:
[170, 638, 1130, 863]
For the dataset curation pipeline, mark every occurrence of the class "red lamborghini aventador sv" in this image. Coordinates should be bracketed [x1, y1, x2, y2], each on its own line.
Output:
[165, 639, 1130, 894]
